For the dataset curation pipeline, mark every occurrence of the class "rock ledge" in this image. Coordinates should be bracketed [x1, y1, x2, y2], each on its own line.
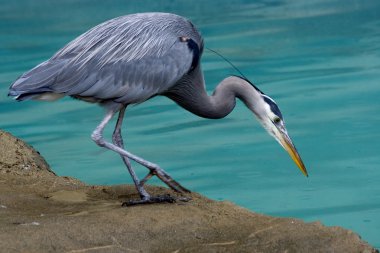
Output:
[0, 130, 377, 253]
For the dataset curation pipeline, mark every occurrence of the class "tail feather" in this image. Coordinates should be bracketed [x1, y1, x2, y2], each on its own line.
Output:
[9, 59, 68, 101]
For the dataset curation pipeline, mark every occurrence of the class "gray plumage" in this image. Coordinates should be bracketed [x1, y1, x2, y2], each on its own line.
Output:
[8, 12, 308, 205]
[10, 13, 202, 105]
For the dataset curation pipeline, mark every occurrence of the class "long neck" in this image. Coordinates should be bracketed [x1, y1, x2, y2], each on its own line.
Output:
[165, 75, 261, 119]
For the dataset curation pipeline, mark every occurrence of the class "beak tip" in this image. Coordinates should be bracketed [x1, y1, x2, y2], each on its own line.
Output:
[301, 169, 309, 177]
[277, 131, 309, 178]
[300, 167, 308, 177]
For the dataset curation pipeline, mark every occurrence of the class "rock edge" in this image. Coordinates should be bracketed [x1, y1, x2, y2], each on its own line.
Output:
[0, 130, 378, 253]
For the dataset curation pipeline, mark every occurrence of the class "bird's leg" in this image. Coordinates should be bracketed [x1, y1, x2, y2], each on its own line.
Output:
[91, 108, 190, 206]
[138, 164, 191, 193]
[138, 166, 191, 195]
[111, 107, 189, 193]
[112, 106, 150, 200]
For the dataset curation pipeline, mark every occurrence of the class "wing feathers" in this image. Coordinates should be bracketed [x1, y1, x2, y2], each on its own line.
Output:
[9, 13, 203, 104]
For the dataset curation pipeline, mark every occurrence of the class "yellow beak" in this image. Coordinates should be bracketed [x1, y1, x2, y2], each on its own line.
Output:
[277, 130, 308, 177]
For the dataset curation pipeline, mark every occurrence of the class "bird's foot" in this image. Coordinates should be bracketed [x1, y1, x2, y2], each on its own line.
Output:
[121, 194, 191, 207]
[140, 167, 191, 194]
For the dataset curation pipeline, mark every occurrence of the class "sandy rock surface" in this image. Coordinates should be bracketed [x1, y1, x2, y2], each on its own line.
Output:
[0, 130, 377, 253]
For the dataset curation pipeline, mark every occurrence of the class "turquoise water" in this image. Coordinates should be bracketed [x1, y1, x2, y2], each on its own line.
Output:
[1, 0, 380, 248]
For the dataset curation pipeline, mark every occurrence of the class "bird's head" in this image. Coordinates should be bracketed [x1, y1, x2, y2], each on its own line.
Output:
[240, 78, 308, 177]
[256, 94, 308, 176]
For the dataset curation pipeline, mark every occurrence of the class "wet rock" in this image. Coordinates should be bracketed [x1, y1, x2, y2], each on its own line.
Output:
[0, 130, 378, 253]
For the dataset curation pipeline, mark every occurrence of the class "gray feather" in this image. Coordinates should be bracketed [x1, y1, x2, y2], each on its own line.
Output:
[9, 12, 203, 104]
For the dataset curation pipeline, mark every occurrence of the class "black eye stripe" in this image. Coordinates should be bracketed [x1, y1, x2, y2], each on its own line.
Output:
[263, 96, 283, 120]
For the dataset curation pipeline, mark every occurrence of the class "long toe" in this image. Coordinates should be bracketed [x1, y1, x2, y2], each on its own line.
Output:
[121, 194, 190, 207]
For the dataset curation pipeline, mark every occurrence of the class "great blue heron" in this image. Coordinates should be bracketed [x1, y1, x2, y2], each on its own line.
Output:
[8, 12, 308, 205]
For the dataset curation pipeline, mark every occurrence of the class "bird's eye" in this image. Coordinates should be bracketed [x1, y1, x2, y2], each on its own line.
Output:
[273, 117, 281, 124]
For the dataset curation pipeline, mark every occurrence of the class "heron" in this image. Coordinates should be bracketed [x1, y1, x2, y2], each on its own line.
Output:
[8, 12, 308, 205]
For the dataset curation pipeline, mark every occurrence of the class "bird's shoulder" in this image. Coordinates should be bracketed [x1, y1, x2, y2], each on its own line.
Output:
[48, 13, 204, 103]
[10, 13, 204, 104]
[52, 13, 203, 66]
